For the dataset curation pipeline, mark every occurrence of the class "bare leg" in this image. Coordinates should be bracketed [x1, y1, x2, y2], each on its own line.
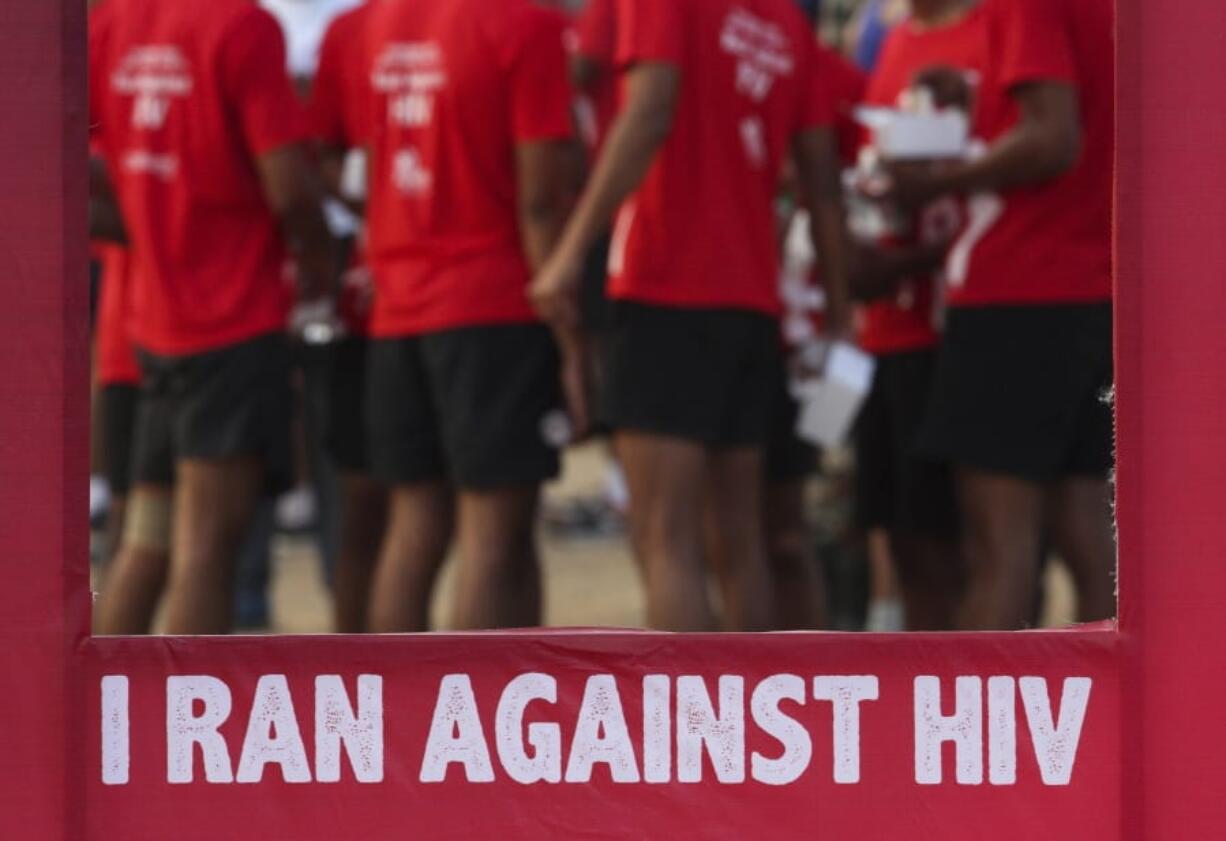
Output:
[867, 529, 901, 605]
[618, 432, 717, 632]
[763, 480, 824, 629]
[956, 469, 1045, 630]
[333, 474, 389, 633]
[702, 447, 774, 631]
[367, 481, 453, 633]
[891, 533, 964, 631]
[94, 484, 171, 635]
[100, 495, 128, 572]
[161, 459, 263, 635]
[449, 486, 543, 630]
[1045, 477, 1116, 623]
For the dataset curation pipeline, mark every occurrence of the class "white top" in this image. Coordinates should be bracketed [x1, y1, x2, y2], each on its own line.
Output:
[259, 0, 364, 78]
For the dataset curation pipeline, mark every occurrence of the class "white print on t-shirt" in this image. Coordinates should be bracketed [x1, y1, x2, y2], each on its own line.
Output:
[112, 45, 193, 131]
[392, 148, 432, 196]
[916, 195, 961, 329]
[121, 149, 179, 180]
[943, 140, 1003, 289]
[373, 42, 447, 129]
[720, 8, 795, 103]
[740, 116, 768, 169]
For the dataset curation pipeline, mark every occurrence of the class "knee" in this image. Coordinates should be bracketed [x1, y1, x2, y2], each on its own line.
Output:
[121, 492, 172, 556]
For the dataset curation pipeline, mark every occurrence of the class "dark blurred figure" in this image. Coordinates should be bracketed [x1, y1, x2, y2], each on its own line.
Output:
[849, 0, 986, 631]
[533, 0, 851, 631]
[90, 0, 334, 634]
[765, 41, 868, 631]
[878, 0, 1116, 629]
[363, 0, 580, 631]
[311, 1, 390, 633]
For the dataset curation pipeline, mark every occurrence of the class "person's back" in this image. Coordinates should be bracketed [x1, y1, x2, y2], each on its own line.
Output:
[609, 0, 829, 316]
[366, 0, 569, 336]
[533, 0, 847, 632]
[89, 0, 306, 354]
[362, 0, 576, 632]
[90, 0, 327, 636]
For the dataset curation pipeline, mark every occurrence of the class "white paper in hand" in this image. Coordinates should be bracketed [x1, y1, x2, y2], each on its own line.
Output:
[794, 342, 876, 448]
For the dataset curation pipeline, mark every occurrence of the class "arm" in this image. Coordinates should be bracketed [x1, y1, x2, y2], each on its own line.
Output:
[793, 126, 853, 337]
[887, 81, 1081, 207]
[519, 138, 591, 434]
[850, 242, 946, 302]
[255, 144, 338, 301]
[571, 53, 603, 93]
[517, 141, 582, 273]
[530, 62, 680, 327]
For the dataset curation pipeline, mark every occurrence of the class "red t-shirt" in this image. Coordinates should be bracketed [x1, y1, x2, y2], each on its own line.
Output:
[95, 244, 142, 386]
[574, 0, 618, 155]
[365, 0, 574, 337]
[89, 0, 309, 356]
[857, 7, 988, 354]
[608, 0, 834, 316]
[944, 0, 1114, 307]
[313, 3, 372, 149]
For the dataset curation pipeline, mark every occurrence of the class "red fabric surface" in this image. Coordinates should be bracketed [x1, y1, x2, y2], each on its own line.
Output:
[1113, 0, 1226, 836]
[0, 1, 90, 838]
[2, 0, 1226, 838]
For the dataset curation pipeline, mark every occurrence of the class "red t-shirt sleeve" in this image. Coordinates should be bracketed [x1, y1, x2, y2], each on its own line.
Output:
[615, 0, 684, 68]
[508, 9, 574, 143]
[218, 7, 310, 156]
[993, 0, 1077, 89]
[311, 17, 348, 145]
[576, 0, 616, 63]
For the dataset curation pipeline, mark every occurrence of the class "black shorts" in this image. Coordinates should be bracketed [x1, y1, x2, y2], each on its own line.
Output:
[133, 333, 293, 491]
[366, 324, 563, 489]
[854, 348, 958, 536]
[601, 301, 781, 447]
[917, 303, 1113, 482]
[100, 384, 139, 495]
[580, 233, 614, 333]
[325, 336, 371, 473]
[766, 365, 819, 482]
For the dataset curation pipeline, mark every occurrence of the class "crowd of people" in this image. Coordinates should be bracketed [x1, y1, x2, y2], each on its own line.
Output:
[86, 0, 1116, 636]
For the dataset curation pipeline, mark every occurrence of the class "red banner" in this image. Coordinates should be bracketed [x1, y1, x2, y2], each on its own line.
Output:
[2, 0, 1226, 838]
[82, 630, 1121, 839]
